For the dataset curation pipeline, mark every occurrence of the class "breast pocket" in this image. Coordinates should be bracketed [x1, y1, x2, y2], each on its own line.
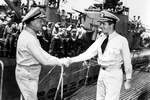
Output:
[109, 47, 120, 57]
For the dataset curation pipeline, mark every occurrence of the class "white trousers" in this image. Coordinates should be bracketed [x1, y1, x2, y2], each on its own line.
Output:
[96, 68, 123, 100]
[16, 77, 38, 100]
[16, 67, 39, 100]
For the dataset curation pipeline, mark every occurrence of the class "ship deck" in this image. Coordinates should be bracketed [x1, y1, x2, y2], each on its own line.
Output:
[65, 71, 150, 100]
[1, 57, 150, 100]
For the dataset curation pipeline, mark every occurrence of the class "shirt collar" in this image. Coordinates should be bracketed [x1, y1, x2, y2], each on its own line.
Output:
[24, 26, 37, 37]
[108, 31, 117, 40]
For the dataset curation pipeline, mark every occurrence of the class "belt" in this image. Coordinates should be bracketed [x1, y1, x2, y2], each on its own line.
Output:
[99, 65, 122, 71]
[101, 67, 106, 70]
[97, 65, 107, 70]
[101, 65, 107, 70]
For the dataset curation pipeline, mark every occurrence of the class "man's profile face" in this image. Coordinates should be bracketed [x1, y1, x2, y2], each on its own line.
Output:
[99, 22, 112, 34]
[31, 18, 46, 32]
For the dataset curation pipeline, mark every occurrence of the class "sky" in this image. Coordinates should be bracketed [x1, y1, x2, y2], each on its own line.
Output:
[125, 0, 150, 29]
[0, 0, 150, 28]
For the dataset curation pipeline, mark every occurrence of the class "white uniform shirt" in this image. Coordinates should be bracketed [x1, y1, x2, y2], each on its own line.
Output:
[71, 31, 132, 79]
[16, 28, 61, 79]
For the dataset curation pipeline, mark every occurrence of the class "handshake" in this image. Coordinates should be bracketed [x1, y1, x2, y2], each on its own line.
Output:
[59, 57, 72, 67]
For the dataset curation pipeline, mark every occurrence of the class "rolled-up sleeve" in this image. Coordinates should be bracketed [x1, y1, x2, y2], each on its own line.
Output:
[121, 38, 132, 80]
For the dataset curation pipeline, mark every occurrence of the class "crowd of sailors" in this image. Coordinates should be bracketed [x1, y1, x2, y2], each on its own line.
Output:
[0, 0, 149, 58]
[0, 12, 93, 58]
[0, 13, 147, 58]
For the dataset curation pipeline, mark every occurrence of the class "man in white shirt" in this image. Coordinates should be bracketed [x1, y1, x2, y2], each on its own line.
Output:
[68, 10, 132, 100]
[15, 7, 68, 100]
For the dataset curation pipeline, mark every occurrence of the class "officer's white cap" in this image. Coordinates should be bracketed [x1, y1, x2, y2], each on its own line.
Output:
[98, 10, 120, 22]
[22, 7, 46, 22]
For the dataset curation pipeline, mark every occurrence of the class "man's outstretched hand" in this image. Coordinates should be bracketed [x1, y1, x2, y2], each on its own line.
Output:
[60, 58, 71, 67]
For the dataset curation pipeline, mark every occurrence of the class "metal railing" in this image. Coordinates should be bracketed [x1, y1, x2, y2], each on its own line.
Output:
[39, 65, 64, 100]
[0, 60, 4, 100]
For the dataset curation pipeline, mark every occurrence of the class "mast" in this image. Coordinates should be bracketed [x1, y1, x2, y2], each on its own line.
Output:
[4, 0, 22, 21]
[45, 0, 60, 23]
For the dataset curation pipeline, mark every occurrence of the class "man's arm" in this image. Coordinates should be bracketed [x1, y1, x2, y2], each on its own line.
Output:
[69, 38, 101, 63]
[27, 38, 63, 67]
[121, 38, 133, 89]
[121, 38, 132, 80]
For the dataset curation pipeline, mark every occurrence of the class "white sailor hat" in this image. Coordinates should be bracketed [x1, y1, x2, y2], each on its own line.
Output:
[71, 28, 77, 32]
[98, 10, 120, 22]
[22, 7, 46, 22]
[55, 23, 60, 28]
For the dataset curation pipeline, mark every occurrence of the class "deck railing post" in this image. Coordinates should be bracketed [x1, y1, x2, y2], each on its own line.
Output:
[0, 60, 4, 100]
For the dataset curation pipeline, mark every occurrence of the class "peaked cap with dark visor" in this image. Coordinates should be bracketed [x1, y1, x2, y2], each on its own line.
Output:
[22, 7, 46, 23]
[98, 10, 120, 23]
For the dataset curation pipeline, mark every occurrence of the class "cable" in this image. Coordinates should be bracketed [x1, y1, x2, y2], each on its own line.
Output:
[65, 60, 91, 99]
[38, 65, 64, 100]
[39, 65, 57, 84]
[54, 65, 64, 100]
[84, 61, 90, 86]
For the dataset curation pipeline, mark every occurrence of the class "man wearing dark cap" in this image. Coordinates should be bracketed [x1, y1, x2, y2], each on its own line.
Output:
[15, 7, 69, 100]
[67, 10, 132, 100]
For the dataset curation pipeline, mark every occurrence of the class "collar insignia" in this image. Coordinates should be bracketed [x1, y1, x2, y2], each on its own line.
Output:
[99, 12, 105, 18]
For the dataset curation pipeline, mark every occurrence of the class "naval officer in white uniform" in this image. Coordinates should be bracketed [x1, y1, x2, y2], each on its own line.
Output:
[15, 7, 68, 100]
[68, 10, 132, 100]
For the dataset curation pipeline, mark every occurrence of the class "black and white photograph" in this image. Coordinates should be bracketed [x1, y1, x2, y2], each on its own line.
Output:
[0, 0, 150, 100]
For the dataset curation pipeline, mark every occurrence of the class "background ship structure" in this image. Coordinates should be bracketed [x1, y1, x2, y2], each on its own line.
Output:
[0, 0, 150, 100]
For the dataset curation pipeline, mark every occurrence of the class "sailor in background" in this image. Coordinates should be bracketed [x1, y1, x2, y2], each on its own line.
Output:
[67, 10, 132, 100]
[15, 7, 68, 100]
